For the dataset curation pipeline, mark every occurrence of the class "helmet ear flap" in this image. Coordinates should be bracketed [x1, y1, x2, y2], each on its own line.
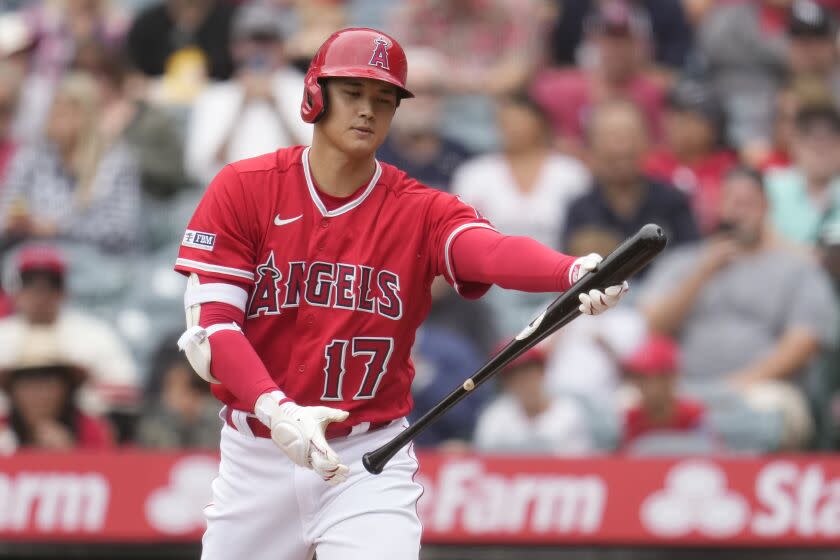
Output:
[301, 73, 327, 123]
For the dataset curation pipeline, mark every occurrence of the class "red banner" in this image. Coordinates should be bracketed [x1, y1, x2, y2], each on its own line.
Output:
[1, 452, 839, 545]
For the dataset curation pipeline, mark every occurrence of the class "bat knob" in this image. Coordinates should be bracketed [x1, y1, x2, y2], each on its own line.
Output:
[362, 452, 384, 475]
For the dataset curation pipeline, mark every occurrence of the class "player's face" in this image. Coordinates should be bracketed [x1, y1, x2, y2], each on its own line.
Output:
[321, 78, 398, 157]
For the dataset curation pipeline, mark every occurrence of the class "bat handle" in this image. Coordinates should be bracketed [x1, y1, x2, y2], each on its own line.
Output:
[362, 426, 414, 474]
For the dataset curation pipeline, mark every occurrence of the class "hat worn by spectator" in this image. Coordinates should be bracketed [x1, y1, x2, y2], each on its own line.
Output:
[6, 245, 67, 293]
[621, 335, 679, 376]
[0, 327, 87, 391]
[16, 245, 66, 276]
[667, 79, 725, 126]
[795, 104, 840, 133]
[788, 0, 836, 37]
[232, 2, 287, 41]
[585, 0, 651, 39]
[0, 13, 36, 58]
[501, 346, 547, 376]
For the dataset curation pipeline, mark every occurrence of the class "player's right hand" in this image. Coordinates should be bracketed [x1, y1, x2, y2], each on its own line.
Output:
[254, 393, 350, 485]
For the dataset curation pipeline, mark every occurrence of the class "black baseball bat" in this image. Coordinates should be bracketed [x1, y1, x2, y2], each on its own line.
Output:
[362, 223, 668, 475]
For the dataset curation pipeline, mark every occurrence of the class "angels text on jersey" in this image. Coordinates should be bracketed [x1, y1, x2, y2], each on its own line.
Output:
[247, 251, 402, 320]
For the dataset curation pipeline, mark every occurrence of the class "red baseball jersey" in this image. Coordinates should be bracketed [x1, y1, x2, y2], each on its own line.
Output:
[175, 145, 494, 425]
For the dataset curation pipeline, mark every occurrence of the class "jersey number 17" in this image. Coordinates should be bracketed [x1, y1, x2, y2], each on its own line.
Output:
[321, 337, 394, 401]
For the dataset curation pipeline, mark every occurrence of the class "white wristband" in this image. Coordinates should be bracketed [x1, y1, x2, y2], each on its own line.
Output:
[254, 390, 290, 427]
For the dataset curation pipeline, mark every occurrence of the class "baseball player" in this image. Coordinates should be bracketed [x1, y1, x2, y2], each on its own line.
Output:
[175, 28, 628, 560]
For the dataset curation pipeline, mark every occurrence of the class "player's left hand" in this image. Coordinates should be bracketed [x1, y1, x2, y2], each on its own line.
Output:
[569, 253, 629, 315]
[255, 394, 350, 485]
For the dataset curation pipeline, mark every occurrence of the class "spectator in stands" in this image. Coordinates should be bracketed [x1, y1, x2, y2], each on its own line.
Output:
[765, 105, 840, 245]
[409, 324, 486, 448]
[282, 0, 345, 74]
[0, 329, 114, 454]
[0, 58, 18, 298]
[391, 0, 542, 151]
[0, 61, 21, 186]
[453, 93, 590, 247]
[12, 0, 128, 139]
[786, 1, 840, 104]
[426, 277, 498, 357]
[126, 0, 236, 103]
[391, 0, 541, 96]
[545, 227, 648, 409]
[453, 92, 590, 333]
[475, 347, 595, 454]
[644, 79, 737, 235]
[641, 166, 838, 449]
[376, 48, 472, 192]
[755, 77, 835, 172]
[620, 335, 714, 453]
[561, 100, 699, 257]
[0, 246, 140, 425]
[532, 0, 667, 154]
[546, 0, 695, 70]
[0, 72, 141, 252]
[698, 0, 788, 152]
[0, 12, 41, 144]
[184, 1, 310, 186]
[816, 223, 840, 448]
[80, 45, 189, 200]
[137, 350, 220, 449]
[25, 0, 128, 79]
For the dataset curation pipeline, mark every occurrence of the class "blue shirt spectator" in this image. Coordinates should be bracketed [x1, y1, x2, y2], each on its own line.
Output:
[560, 100, 699, 256]
[409, 324, 487, 447]
[547, 0, 694, 69]
[377, 135, 471, 192]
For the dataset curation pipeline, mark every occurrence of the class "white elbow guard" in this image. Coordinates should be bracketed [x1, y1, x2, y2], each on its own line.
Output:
[178, 273, 249, 384]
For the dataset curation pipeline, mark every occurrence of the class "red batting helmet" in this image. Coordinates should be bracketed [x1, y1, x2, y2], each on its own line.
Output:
[300, 27, 414, 124]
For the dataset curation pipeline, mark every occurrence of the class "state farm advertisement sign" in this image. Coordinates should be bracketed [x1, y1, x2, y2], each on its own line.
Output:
[1, 452, 839, 545]
[416, 455, 840, 545]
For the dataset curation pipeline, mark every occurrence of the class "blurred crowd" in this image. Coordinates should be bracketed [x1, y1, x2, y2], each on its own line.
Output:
[0, 0, 839, 456]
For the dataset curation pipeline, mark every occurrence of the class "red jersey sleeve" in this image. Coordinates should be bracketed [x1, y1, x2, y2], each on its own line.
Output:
[426, 191, 496, 299]
[174, 165, 258, 284]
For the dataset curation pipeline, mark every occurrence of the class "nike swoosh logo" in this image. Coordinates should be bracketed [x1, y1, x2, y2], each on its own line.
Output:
[274, 214, 303, 226]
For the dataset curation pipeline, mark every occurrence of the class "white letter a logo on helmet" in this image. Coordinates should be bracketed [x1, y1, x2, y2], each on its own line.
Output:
[369, 38, 390, 70]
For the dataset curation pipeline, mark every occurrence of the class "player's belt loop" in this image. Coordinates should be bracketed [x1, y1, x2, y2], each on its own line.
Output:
[231, 408, 256, 439]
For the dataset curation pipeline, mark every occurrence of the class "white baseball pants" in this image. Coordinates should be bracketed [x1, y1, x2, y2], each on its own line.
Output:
[201, 419, 423, 560]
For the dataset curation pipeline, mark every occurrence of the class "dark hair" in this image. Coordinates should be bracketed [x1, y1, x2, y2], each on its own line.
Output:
[497, 91, 553, 146]
[145, 334, 209, 398]
[20, 269, 65, 291]
[724, 165, 766, 195]
[499, 91, 551, 123]
[795, 104, 840, 134]
[8, 368, 78, 446]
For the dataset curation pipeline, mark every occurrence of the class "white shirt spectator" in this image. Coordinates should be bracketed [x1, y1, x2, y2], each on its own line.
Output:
[0, 310, 140, 415]
[451, 152, 589, 248]
[184, 67, 312, 186]
[545, 307, 648, 408]
[474, 394, 594, 455]
[452, 151, 591, 335]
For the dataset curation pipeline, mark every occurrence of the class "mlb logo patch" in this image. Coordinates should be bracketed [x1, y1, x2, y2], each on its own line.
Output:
[182, 229, 216, 251]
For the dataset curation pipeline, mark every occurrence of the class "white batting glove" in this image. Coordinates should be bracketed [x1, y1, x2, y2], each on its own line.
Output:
[568, 253, 629, 315]
[255, 393, 350, 485]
